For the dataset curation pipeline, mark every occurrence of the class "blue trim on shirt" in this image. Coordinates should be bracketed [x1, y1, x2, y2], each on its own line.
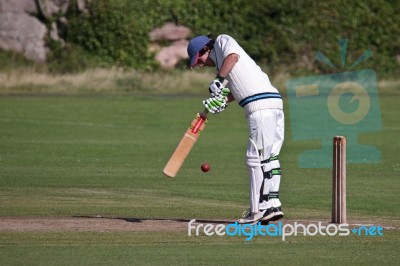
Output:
[239, 92, 282, 107]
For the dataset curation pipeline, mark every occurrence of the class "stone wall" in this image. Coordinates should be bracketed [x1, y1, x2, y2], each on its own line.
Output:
[0, 0, 89, 63]
[0, 1, 189, 68]
[0, 0, 47, 62]
[149, 23, 191, 68]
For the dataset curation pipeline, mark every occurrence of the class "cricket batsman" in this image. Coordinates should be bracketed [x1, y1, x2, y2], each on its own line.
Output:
[187, 34, 285, 224]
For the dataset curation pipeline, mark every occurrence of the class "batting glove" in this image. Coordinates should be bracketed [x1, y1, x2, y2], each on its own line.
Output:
[220, 87, 230, 97]
[203, 95, 228, 114]
[209, 79, 226, 97]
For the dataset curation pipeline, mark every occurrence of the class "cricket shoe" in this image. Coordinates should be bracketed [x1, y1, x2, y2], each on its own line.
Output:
[238, 208, 266, 224]
[260, 207, 284, 222]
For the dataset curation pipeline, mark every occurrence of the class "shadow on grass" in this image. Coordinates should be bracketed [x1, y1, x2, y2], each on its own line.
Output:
[73, 215, 232, 224]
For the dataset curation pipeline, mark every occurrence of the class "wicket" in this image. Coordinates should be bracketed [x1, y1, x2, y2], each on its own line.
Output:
[332, 136, 347, 224]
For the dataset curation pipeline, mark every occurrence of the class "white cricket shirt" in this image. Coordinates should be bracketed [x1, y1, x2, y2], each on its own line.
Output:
[210, 34, 283, 115]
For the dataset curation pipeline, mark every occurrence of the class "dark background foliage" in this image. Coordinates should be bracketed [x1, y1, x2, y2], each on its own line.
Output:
[7, 0, 400, 77]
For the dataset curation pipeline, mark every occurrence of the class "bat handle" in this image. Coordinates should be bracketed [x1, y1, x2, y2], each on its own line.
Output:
[200, 108, 209, 118]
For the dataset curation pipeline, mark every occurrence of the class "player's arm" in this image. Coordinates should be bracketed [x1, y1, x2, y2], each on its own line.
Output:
[210, 53, 239, 103]
[205, 53, 238, 113]
[218, 53, 238, 103]
[217, 53, 239, 78]
[226, 92, 235, 103]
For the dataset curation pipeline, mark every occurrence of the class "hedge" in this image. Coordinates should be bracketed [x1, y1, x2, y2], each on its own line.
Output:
[60, 0, 399, 77]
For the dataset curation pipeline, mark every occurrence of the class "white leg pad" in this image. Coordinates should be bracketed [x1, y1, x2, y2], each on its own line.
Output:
[268, 159, 282, 207]
[246, 138, 264, 213]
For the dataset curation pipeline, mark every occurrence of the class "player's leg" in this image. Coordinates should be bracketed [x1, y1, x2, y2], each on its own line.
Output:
[238, 111, 266, 224]
[261, 109, 285, 221]
[256, 109, 276, 212]
[270, 109, 285, 219]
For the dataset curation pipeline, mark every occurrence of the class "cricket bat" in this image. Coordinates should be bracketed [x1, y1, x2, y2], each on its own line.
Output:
[162, 109, 209, 178]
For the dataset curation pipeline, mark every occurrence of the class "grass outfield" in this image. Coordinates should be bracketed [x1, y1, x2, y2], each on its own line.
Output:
[0, 88, 399, 265]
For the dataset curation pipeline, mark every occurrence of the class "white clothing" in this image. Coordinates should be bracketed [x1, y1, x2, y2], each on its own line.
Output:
[210, 34, 283, 115]
[210, 34, 285, 213]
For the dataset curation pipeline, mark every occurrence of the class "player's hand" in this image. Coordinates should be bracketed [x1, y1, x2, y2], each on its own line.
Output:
[209, 79, 227, 97]
[203, 95, 228, 114]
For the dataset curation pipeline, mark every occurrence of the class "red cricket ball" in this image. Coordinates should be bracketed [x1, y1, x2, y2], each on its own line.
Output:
[201, 162, 210, 172]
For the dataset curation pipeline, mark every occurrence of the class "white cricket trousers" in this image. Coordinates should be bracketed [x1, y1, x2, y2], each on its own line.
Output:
[246, 109, 284, 213]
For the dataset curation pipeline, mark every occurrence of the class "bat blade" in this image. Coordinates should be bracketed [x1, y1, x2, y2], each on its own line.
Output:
[163, 112, 208, 178]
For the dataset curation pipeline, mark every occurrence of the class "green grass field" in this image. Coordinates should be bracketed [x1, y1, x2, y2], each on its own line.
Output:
[0, 87, 399, 265]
